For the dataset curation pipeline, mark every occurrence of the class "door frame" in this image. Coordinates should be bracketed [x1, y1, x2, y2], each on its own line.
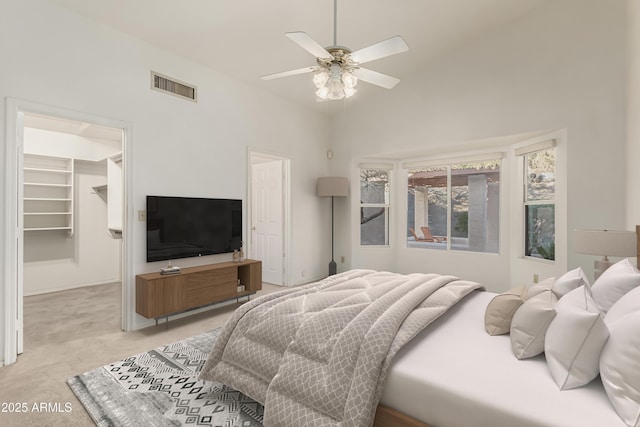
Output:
[3, 98, 133, 365]
[247, 148, 291, 286]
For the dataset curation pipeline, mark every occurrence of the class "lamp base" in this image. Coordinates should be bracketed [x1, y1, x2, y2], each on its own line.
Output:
[594, 258, 614, 281]
[329, 259, 337, 276]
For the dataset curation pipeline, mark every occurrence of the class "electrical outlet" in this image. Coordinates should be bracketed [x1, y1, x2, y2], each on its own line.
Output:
[138, 210, 146, 221]
[533, 274, 539, 284]
[341, 256, 345, 263]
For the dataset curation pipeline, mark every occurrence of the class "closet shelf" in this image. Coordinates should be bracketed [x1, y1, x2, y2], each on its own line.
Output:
[24, 227, 73, 232]
[91, 184, 108, 203]
[24, 167, 72, 174]
[24, 182, 72, 188]
[23, 154, 74, 236]
[24, 197, 72, 202]
[24, 212, 72, 216]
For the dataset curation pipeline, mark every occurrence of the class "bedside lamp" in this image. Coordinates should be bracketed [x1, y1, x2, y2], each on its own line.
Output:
[574, 229, 637, 280]
[317, 177, 349, 276]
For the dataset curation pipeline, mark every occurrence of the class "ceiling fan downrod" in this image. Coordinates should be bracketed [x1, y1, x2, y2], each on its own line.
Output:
[333, 0, 338, 47]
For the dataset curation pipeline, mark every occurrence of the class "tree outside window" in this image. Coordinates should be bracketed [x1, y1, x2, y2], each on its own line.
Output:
[360, 168, 390, 246]
[524, 148, 556, 260]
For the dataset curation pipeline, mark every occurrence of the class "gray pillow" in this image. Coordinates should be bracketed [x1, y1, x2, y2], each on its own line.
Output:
[510, 290, 558, 359]
[484, 285, 528, 336]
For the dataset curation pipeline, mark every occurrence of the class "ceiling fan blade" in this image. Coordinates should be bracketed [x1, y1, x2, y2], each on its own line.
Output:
[260, 66, 318, 81]
[285, 32, 333, 59]
[349, 35, 409, 65]
[352, 68, 400, 89]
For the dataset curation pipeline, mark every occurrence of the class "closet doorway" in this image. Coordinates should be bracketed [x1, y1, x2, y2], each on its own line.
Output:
[4, 99, 131, 364]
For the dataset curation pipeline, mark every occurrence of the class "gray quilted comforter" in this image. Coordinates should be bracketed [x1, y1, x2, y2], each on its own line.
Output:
[199, 269, 482, 427]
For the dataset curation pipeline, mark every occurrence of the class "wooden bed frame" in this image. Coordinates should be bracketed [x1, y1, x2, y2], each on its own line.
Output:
[374, 404, 431, 427]
[372, 226, 640, 427]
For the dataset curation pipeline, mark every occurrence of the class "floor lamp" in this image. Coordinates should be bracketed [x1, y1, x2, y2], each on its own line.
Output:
[317, 177, 349, 276]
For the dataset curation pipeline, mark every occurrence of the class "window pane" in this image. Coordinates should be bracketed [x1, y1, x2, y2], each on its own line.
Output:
[360, 169, 389, 204]
[526, 149, 555, 201]
[407, 167, 447, 250]
[360, 168, 390, 246]
[450, 161, 500, 253]
[361, 207, 389, 245]
[525, 204, 555, 260]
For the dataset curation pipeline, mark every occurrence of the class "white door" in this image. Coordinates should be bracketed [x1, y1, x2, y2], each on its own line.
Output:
[251, 160, 284, 285]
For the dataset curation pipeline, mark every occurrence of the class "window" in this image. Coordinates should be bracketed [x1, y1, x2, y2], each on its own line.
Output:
[406, 156, 501, 253]
[360, 167, 391, 246]
[522, 146, 556, 260]
[407, 167, 448, 250]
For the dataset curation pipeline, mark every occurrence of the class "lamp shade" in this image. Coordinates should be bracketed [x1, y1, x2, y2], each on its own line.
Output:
[317, 177, 349, 197]
[574, 229, 637, 257]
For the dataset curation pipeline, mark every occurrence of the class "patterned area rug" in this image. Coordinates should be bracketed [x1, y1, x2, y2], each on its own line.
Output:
[67, 328, 264, 427]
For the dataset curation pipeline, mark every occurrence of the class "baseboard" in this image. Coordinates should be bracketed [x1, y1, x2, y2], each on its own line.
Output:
[23, 280, 120, 297]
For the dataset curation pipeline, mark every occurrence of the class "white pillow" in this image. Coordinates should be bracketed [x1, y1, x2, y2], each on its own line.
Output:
[605, 285, 640, 326]
[592, 258, 640, 314]
[510, 290, 557, 359]
[600, 312, 640, 427]
[545, 283, 609, 389]
[552, 267, 588, 297]
[484, 285, 528, 335]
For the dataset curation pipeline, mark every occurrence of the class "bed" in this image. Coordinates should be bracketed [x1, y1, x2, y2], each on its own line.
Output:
[199, 228, 640, 427]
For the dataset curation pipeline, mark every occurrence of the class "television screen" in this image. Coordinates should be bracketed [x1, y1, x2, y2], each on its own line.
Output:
[146, 196, 242, 262]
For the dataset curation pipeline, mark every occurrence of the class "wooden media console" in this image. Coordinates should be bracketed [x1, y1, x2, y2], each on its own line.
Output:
[136, 259, 262, 326]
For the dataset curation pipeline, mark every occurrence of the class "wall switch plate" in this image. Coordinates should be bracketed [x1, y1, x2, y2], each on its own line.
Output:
[533, 274, 539, 284]
[341, 256, 345, 263]
[138, 210, 146, 221]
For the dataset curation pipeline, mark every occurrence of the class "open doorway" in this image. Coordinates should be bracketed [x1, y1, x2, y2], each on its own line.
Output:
[248, 150, 291, 286]
[4, 99, 131, 365]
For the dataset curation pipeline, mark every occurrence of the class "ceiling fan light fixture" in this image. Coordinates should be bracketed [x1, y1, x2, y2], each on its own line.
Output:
[342, 71, 357, 89]
[316, 86, 330, 98]
[327, 77, 345, 100]
[313, 71, 329, 88]
[314, 64, 358, 100]
[343, 85, 357, 98]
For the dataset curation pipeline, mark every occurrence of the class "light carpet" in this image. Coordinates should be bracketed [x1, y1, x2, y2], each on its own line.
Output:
[67, 328, 264, 427]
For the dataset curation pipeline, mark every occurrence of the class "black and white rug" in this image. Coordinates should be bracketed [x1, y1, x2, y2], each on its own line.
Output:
[67, 328, 264, 427]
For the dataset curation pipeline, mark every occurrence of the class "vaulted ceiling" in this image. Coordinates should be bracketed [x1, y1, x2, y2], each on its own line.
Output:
[48, 0, 549, 113]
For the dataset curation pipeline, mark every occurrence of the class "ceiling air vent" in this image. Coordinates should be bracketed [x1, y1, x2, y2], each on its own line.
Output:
[151, 71, 197, 102]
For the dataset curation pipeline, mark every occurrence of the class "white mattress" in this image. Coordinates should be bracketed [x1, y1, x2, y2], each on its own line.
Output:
[380, 290, 625, 427]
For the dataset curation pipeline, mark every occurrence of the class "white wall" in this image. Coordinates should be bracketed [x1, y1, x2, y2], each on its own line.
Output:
[330, 0, 627, 291]
[0, 0, 330, 363]
[627, 0, 640, 228]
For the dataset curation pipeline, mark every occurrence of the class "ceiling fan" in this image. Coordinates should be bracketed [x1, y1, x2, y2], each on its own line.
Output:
[260, 0, 409, 101]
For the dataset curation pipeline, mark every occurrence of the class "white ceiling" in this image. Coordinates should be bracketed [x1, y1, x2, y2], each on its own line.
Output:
[48, 0, 549, 113]
[24, 113, 123, 142]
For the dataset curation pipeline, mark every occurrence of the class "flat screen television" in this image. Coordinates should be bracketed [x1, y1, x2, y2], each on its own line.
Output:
[146, 195, 242, 262]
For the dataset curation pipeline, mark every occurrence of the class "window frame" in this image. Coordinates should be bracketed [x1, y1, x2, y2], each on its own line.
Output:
[403, 152, 503, 254]
[359, 165, 392, 247]
[521, 145, 556, 262]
